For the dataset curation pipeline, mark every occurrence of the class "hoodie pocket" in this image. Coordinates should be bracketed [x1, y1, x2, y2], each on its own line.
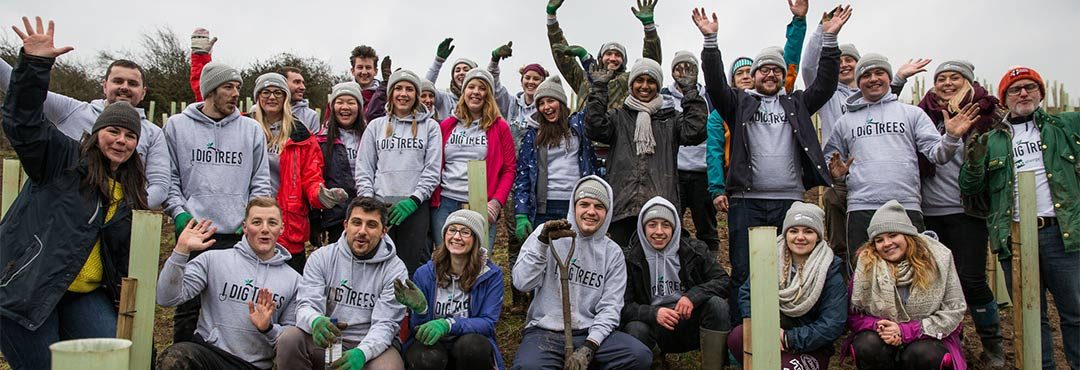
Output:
[749, 153, 799, 191]
[849, 160, 921, 204]
[185, 194, 247, 226]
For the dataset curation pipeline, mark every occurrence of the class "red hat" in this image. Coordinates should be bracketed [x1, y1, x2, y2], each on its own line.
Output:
[519, 63, 549, 78]
[998, 66, 1045, 102]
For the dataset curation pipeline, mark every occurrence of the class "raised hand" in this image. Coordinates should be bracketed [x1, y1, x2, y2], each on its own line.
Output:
[11, 16, 74, 58]
[943, 104, 980, 138]
[788, 0, 809, 18]
[546, 0, 565, 16]
[896, 58, 932, 80]
[632, 0, 658, 25]
[538, 219, 576, 244]
[436, 38, 455, 60]
[491, 41, 513, 62]
[381, 56, 393, 83]
[175, 219, 217, 255]
[393, 279, 428, 314]
[828, 152, 855, 180]
[585, 58, 614, 86]
[191, 28, 217, 54]
[675, 74, 698, 92]
[820, 5, 841, 24]
[552, 43, 588, 59]
[821, 5, 853, 34]
[964, 133, 989, 164]
[247, 288, 277, 333]
[691, 8, 719, 36]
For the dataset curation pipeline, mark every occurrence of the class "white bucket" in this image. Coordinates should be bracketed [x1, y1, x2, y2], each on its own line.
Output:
[50, 338, 131, 370]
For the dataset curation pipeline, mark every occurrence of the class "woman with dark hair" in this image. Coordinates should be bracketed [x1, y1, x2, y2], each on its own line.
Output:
[0, 17, 149, 369]
[312, 81, 366, 246]
[396, 209, 505, 370]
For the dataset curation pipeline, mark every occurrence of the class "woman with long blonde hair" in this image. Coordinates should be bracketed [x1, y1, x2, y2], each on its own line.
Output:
[431, 68, 517, 250]
[845, 200, 967, 370]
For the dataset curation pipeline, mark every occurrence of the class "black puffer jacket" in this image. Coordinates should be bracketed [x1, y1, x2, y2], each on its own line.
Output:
[0, 53, 133, 330]
[622, 236, 730, 324]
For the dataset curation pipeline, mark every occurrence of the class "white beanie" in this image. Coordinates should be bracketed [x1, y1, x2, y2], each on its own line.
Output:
[254, 73, 290, 102]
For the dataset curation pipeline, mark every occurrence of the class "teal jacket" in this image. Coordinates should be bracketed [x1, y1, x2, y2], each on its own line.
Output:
[959, 108, 1080, 257]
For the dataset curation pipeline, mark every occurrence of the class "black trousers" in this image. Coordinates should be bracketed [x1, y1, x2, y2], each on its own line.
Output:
[404, 333, 495, 370]
[678, 171, 720, 252]
[157, 335, 259, 370]
[172, 233, 242, 344]
[622, 296, 730, 353]
[850, 330, 951, 370]
[924, 214, 994, 307]
[388, 200, 432, 275]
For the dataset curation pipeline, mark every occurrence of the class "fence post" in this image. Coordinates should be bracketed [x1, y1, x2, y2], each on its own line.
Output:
[466, 160, 488, 250]
[170, 101, 177, 116]
[120, 210, 162, 370]
[147, 101, 156, 125]
[1013, 171, 1041, 369]
[745, 226, 780, 369]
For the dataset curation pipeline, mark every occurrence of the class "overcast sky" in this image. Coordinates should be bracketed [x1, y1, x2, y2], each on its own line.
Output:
[2, 0, 1078, 104]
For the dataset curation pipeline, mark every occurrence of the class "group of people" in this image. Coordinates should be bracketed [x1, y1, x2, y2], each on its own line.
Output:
[0, 0, 1077, 369]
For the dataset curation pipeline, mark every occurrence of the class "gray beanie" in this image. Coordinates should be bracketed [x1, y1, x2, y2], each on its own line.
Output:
[442, 209, 488, 249]
[598, 42, 628, 69]
[463, 68, 495, 90]
[782, 201, 825, 239]
[574, 178, 610, 210]
[671, 50, 699, 72]
[452, 58, 478, 70]
[388, 69, 422, 91]
[254, 73, 290, 102]
[750, 46, 786, 77]
[92, 101, 142, 140]
[628, 58, 664, 88]
[420, 80, 437, 94]
[866, 200, 919, 239]
[855, 53, 893, 80]
[934, 60, 975, 83]
[534, 75, 567, 106]
[839, 44, 861, 60]
[641, 202, 676, 227]
[329, 81, 363, 107]
[199, 62, 242, 96]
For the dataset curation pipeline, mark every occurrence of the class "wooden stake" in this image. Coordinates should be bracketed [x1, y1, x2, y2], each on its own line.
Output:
[1, 159, 22, 218]
[748, 226, 780, 369]
[115, 278, 138, 340]
[1013, 171, 1041, 370]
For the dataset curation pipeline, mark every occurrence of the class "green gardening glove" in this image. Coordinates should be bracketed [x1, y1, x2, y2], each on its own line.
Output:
[515, 214, 533, 241]
[436, 38, 455, 60]
[552, 44, 588, 60]
[415, 319, 451, 345]
[388, 198, 419, 226]
[393, 279, 428, 314]
[491, 41, 513, 62]
[330, 348, 366, 370]
[311, 316, 341, 348]
[174, 212, 193, 236]
[546, 0, 564, 16]
[631, 0, 658, 25]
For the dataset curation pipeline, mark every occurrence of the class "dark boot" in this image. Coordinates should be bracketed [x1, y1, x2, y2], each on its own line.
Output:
[971, 302, 1005, 368]
[700, 328, 728, 370]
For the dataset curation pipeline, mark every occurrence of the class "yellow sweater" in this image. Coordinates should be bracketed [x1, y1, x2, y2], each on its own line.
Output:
[68, 181, 123, 293]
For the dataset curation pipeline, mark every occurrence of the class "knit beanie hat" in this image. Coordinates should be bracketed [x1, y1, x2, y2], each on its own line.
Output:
[839, 44, 861, 60]
[866, 200, 919, 239]
[998, 66, 1045, 102]
[598, 42, 628, 69]
[254, 73, 290, 102]
[329, 81, 363, 106]
[452, 58, 478, 71]
[92, 101, 142, 140]
[628, 58, 664, 89]
[574, 178, 610, 210]
[463, 68, 495, 90]
[420, 80, 437, 94]
[534, 75, 567, 106]
[935, 60, 975, 83]
[671, 51, 699, 72]
[442, 209, 488, 248]
[782, 201, 825, 239]
[855, 53, 892, 80]
[520, 63, 549, 78]
[730, 57, 753, 81]
[199, 62, 242, 97]
[641, 202, 676, 227]
[751, 46, 786, 77]
[388, 69, 421, 91]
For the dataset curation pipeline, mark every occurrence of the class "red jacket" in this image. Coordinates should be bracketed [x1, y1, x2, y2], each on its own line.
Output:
[277, 126, 327, 254]
[190, 52, 211, 102]
[431, 117, 516, 208]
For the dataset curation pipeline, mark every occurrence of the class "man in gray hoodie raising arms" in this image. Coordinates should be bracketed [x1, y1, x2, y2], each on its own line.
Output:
[276, 197, 408, 370]
[512, 176, 652, 370]
[156, 197, 301, 370]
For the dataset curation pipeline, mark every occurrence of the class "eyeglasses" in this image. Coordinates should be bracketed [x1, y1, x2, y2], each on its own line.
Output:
[1006, 83, 1040, 96]
[757, 67, 784, 77]
[446, 227, 474, 238]
[259, 89, 286, 99]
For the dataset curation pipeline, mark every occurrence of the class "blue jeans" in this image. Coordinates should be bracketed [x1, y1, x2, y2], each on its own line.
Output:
[727, 197, 795, 323]
[0, 289, 118, 370]
[1001, 225, 1080, 369]
[511, 328, 652, 370]
[534, 199, 571, 225]
[431, 197, 497, 251]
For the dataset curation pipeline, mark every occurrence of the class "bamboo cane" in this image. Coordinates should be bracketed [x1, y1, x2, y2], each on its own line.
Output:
[549, 237, 578, 368]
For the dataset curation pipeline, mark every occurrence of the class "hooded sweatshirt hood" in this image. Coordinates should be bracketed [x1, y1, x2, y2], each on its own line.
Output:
[567, 175, 615, 240]
[635, 197, 684, 305]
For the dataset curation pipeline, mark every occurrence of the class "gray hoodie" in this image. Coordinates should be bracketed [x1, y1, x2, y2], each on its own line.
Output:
[736, 89, 804, 200]
[513, 175, 627, 345]
[354, 106, 443, 203]
[636, 197, 683, 306]
[0, 60, 171, 209]
[823, 93, 961, 212]
[156, 238, 300, 370]
[291, 99, 322, 135]
[295, 232, 407, 362]
[664, 82, 710, 173]
[163, 103, 273, 231]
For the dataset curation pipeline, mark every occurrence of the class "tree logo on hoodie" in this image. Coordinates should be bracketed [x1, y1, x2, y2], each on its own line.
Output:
[850, 116, 905, 141]
[191, 140, 245, 166]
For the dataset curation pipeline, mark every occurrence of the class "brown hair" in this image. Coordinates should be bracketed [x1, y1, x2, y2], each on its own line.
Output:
[346, 196, 388, 226]
[531, 104, 572, 148]
[104, 59, 145, 84]
[452, 80, 502, 131]
[79, 133, 148, 210]
[245, 196, 281, 219]
[350, 46, 378, 68]
[278, 66, 302, 78]
[857, 234, 938, 292]
[432, 227, 485, 292]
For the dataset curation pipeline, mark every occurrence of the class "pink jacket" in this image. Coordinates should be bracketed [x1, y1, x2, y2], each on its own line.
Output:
[431, 117, 516, 208]
[842, 285, 967, 370]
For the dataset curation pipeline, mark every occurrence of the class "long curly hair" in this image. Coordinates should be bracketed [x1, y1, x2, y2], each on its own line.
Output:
[431, 229, 485, 292]
[857, 234, 938, 292]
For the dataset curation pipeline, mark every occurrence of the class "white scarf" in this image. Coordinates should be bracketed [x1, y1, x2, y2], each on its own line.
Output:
[776, 236, 834, 317]
[622, 95, 663, 155]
